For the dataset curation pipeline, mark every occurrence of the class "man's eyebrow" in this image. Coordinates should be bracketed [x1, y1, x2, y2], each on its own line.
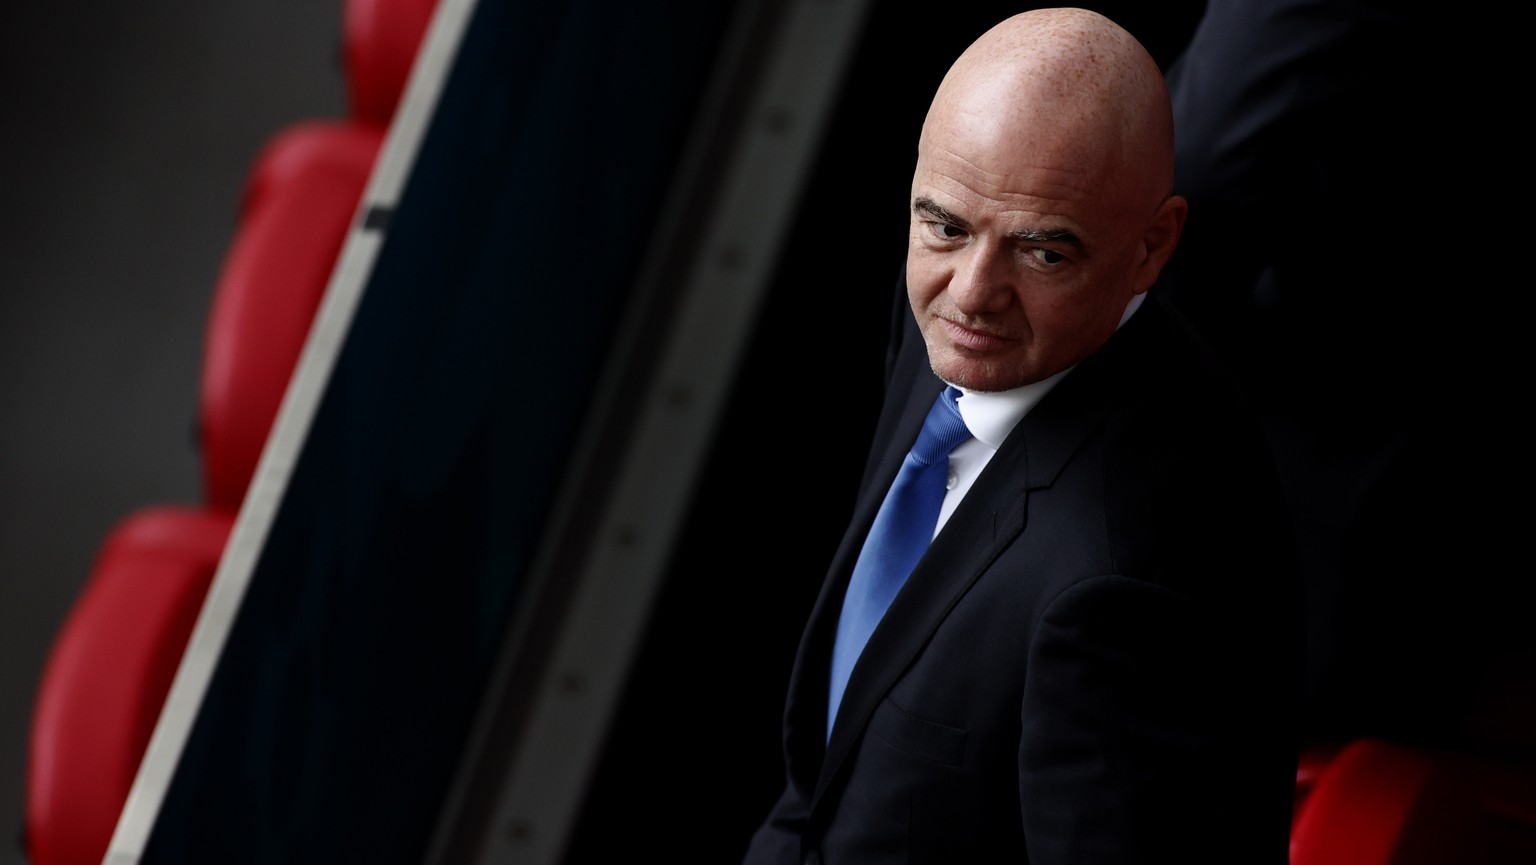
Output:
[914, 196, 1086, 254]
[1007, 226, 1085, 253]
[913, 197, 969, 229]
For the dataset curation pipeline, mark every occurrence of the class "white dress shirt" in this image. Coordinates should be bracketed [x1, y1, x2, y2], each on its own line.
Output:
[931, 293, 1145, 536]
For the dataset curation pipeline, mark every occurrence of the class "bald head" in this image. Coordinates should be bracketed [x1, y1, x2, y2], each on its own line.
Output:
[922, 7, 1175, 213]
[905, 8, 1186, 392]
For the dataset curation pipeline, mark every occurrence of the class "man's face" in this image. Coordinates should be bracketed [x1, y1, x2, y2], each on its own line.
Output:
[905, 115, 1152, 393]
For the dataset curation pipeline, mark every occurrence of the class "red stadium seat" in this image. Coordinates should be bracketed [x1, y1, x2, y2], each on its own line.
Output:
[1293, 742, 1346, 828]
[24, 507, 235, 865]
[1290, 737, 1492, 865]
[198, 120, 383, 512]
[342, 0, 440, 126]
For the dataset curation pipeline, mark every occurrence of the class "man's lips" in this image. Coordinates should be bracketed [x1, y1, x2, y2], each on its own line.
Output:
[937, 317, 1018, 352]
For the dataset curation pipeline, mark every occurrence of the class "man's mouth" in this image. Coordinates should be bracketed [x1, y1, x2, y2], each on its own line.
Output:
[938, 317, 1016, 352]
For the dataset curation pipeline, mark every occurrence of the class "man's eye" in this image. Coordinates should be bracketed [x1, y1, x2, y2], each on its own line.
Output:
[933, 223, 966, 240]
[1030, 248, 1066, 265]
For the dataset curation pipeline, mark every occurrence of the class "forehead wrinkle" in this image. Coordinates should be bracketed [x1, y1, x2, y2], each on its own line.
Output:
[918, 137, 1091, 220]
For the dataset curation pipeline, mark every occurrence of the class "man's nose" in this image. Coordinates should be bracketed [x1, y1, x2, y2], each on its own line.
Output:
[948, 241, 1014, 314]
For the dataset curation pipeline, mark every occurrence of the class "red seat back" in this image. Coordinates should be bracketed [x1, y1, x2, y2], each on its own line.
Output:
[25, 507, 235, 865]
[198, 121, 384, 511]
[1290, 738, 1488, 865]
[342, 0, 440, 126]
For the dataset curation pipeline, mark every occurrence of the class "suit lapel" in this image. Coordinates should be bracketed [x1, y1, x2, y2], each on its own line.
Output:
[805, 296, 1167, 809]
[778, 325, 944, 796]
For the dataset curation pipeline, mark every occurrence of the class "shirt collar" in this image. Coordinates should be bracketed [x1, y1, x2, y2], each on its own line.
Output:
[951, 293, 1145, 449]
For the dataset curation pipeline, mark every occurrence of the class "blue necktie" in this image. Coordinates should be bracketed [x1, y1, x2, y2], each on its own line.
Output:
[828, 385, 971, 738]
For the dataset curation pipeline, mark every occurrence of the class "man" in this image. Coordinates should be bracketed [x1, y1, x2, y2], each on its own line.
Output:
[742, 8, 1302, 863]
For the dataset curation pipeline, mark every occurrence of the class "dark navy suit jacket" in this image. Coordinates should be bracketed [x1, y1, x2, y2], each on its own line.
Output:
[744, 281, 1304, 864]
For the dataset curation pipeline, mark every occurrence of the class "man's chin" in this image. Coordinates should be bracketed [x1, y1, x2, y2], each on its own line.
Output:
[927, 353, 1022, 394]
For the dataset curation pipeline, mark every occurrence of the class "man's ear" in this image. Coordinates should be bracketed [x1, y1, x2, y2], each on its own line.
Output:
[1134, 194, 1188, 293]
